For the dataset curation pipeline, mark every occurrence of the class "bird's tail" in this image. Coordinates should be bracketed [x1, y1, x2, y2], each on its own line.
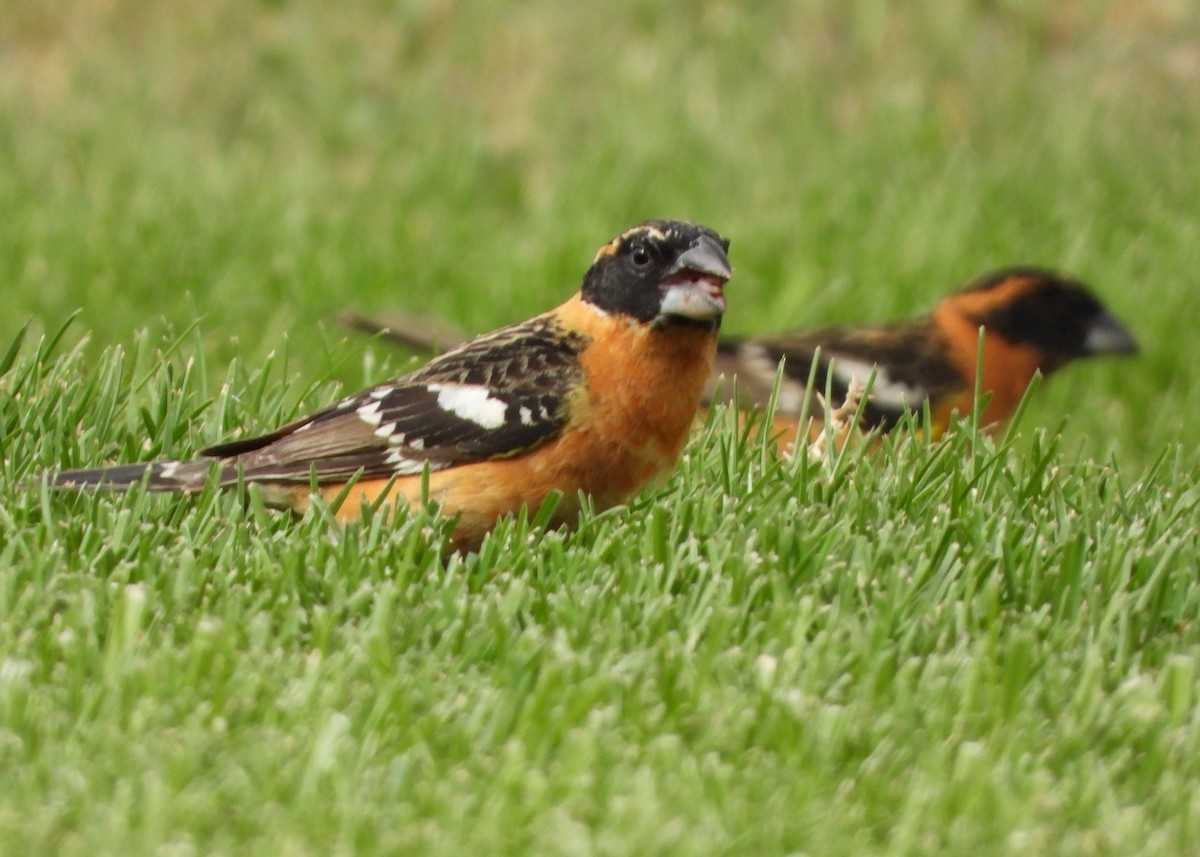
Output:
[49, 460, 218, 492]
[340, 311, 469, 354]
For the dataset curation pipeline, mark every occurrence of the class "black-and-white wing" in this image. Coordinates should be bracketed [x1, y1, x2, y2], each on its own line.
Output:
[715, 322, 963, 430]
[201, 315, 590, 483]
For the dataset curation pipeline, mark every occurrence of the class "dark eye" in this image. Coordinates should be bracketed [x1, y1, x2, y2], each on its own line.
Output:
[630, 245, 651, 267]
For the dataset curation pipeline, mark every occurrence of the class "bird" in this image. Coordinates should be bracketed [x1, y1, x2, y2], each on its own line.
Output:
[710, 266, 1138, 447]
[50, 220, 733, 552]
[344, 266, 1139, 450]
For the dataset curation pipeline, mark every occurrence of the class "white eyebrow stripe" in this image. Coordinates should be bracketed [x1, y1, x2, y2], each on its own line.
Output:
[620, 224, 668, 243]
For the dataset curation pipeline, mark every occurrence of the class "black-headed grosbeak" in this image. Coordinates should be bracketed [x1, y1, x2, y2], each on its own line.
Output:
[347, 267, 1138, 448]
[50, 220, 733, 551]
[711, 266, 1138, 445]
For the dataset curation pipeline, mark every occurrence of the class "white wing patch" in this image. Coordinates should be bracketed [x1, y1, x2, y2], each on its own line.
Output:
[826, 354, 927, 410]
[739, 344, 785, 385]
[736, 344, 806, 412]
[356, 400, 383, 426]
[382, 447, 429, 474]
[427, 383, 508, 429]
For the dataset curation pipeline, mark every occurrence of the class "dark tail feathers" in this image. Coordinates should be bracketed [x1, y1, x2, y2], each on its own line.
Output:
[49, 460, 218, 492]
[340, 311, 468, 354]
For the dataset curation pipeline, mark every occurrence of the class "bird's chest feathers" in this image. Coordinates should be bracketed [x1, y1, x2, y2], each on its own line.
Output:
[577, 317, 716, 457]
[936, 307, 1044, 426]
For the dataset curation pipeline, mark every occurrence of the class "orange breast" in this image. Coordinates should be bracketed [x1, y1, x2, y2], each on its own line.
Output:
[933, 304, 1042, 431]
[312, 295, 718, 551]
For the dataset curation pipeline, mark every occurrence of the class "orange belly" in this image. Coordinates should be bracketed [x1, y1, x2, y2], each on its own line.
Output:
[309, 298, 718, 551]
[314, 422, 683, 551]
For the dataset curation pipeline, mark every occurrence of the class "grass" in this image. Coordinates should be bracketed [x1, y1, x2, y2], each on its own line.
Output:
[2, 1, 1200, 854]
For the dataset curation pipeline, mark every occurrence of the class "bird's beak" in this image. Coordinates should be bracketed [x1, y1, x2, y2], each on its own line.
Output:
[1084, 311, 1139, 356]
[658, 234, 733, 322]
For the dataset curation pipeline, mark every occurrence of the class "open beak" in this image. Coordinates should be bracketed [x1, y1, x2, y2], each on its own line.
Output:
[1084, 311, 1139, 356]
[657, 234, 733, 323]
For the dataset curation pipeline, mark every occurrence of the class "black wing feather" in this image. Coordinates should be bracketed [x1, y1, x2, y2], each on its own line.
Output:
[716, 320, 964, 430]
[199, 314, 589, 483]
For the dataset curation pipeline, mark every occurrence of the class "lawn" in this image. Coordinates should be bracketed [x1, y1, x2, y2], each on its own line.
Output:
[2, 1, 1200, 854]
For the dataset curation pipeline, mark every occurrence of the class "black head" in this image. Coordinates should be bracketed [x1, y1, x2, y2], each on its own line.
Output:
[580, 220, 732, 330]
[953, 267, 1139, 369]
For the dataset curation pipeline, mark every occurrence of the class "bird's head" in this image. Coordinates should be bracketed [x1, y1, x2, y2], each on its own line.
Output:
[946, 267, 1138, 373]
[581, 220, 732, 331]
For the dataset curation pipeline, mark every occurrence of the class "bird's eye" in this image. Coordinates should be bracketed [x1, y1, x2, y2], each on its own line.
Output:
[630, 245, 651, 267]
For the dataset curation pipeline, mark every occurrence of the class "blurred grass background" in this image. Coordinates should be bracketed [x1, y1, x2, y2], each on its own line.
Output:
[4, 2, 1200, 855]
[3, 0, 1196, 465]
